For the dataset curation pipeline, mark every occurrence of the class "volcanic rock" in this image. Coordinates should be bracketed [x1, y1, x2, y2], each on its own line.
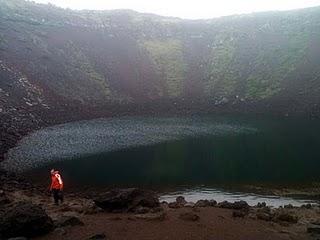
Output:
[93, 188, 159, 213]
[0, 201, 53, 238]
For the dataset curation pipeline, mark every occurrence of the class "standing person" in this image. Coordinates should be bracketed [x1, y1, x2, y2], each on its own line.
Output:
[49, 169, 64, 205]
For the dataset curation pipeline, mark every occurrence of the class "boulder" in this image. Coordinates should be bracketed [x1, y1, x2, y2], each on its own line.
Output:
[209, 199, 217, 206]
[179, 212, 200, 221]
[176, 196, 187, 205]
[218, 200, 249, 210]
[217, 201, 233, 209]
[256, 202, 267, 208]
[54, 215, 84, 227]
[195, 199, 217, 207]
[0, 201, 53, 238]
[184, 202, 195, 208]
[232, 200, 250, 210]
[284, 204, 294, 209]
[93, 188, 159, 213]
[168, 201, 183, 209]
[232, 210, 247, 218]
[301, 204, 312, 209]
[167, 196, 189, 209]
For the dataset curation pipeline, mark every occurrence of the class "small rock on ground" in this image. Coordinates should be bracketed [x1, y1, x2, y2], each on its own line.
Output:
[179, 212, 200, 221]
[53, 227, 67, 236]
[168, 201, 184, 209]
[256, 212, 273, 221]
[275, 211, 298, 223]
[54, 215, 84, 227]
[232, 210, 248, 218]
[87, 233, 107, 240]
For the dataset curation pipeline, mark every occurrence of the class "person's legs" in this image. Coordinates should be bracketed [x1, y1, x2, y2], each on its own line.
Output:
[59, 190, 64, 203]
[52, 189, 59, 205]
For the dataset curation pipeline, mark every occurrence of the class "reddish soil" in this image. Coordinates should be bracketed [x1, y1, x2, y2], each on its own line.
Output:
[36, 206, 311, 240]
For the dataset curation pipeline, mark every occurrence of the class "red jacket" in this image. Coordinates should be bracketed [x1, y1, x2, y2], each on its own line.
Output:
[50, 171, 63, 190]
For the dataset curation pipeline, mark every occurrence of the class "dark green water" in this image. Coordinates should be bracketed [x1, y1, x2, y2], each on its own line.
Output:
[25, 115, 320, 189]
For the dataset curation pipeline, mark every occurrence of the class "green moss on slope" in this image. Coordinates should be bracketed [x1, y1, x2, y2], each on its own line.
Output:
[205, 35, 237, 97]
[203, 25, 309, 100]
[66, 41, 111, 100]
[143, 39, 186, 98]
[245, 32, 309, 99]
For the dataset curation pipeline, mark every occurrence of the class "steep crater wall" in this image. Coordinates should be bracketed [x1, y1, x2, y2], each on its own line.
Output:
[1, 0, 320, 160]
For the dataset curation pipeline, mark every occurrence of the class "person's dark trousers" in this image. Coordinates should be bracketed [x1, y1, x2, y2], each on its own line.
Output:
[52, 189, 63, 205]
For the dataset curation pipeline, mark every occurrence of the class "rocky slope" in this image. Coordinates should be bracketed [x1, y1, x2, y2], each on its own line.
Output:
[1, 0, 320, 159]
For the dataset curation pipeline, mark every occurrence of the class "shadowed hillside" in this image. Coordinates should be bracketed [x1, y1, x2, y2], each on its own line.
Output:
[1, 0, 320, 158]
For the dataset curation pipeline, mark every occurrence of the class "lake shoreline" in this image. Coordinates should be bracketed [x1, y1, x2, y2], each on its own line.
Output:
[52, 182, 320, 208]
[1, 171, 320, 240]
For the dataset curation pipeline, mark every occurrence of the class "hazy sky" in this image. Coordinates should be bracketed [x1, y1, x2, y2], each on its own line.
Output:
[32, 0, 320, 19]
